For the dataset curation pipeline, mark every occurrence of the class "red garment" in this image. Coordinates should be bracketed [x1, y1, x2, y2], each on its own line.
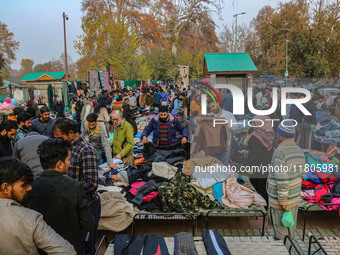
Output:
[302, 180, 317, 188]
[314, 184, 330, 204]
[328, 198, 340, 216]
[303, 196, 316, 203]
[129, 181, 158, 202]
[316, 171, 337, 183]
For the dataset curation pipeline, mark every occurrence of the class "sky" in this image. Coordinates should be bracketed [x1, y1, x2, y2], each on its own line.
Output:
[1, 0, 287, 70]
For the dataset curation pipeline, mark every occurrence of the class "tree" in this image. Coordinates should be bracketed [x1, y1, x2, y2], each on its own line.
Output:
[33, 58, 64, 72]
[246, 0, 340, 78]
[144, 49, 178, 80]
[80, 0, 168, 52]
[0, 22, 19, 86]
[75, 0, 152, 80]
[0, 22, 19, 65]
[0, 54, 5, 70]
[76, 0, 226, 81]
[220, 23, 254, 53]
[154, 0, 223, 56]
[20, 58, 34, 75]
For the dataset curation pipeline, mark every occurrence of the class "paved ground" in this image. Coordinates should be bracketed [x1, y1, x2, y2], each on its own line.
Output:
[95, 210, 340, 254]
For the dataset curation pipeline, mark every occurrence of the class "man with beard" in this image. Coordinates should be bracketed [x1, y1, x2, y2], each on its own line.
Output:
[145, 90, 154, 108]
[12, 112, 32, 144]
[111, 110, 135, 167]
[142, 105, 188, 146]
[0, 157, 76, 254]
[26, 139, 94, 255]
[30, 106, 56, 138]
[0, 120, 18, 157]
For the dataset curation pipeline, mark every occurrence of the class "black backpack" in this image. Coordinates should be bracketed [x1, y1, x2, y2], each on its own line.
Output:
[124, 112, 138, 136]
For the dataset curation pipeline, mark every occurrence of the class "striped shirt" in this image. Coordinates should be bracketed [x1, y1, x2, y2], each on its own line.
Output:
[267, 138, 306, 209]
[69, 136, 99, 202]
[159, 120, 169, 145]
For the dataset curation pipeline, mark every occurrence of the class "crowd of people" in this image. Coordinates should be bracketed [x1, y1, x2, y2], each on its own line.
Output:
[0, 80, 339, 254]
[0, 81, 192, 254]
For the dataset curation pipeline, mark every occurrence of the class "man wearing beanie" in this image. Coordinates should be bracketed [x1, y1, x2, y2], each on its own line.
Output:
[267, 120, 306, 240]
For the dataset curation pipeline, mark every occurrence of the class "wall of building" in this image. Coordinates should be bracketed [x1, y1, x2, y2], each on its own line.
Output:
[215, 74, 247, 92]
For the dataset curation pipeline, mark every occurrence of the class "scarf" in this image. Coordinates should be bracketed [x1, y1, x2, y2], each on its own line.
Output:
[246, 115, 275, 151]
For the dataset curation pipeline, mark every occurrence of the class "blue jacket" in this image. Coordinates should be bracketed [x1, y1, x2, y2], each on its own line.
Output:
[174, 98, 182, 109]
[161, 92, 168, 102]
[30, 117, 56, 138]
[141, 114, 188, 145]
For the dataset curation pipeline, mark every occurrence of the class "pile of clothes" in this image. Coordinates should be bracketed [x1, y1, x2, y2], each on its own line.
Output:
[182, 157, 266, 210]
[97, 129, 267, 229]
[314, 111, 340, 146]
[301, 151, 340, 215]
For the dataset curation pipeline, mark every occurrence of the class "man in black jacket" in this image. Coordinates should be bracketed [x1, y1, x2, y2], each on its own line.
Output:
[53, 98, 66, 118]
[26, 139, 94, 255]
[0, 120, 18, 157]
[30, 106, 56, 138]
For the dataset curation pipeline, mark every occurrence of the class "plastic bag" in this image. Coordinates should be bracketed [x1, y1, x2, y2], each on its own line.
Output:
[281, 211, 295, 228]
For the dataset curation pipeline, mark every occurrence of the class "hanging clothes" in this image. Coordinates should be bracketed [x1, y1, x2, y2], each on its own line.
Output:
[98, 71, 104, 89]
[102, 72, 110, 91]
[109, 72, 114, 90]
[34, 90, 42, 103]
[28, 88, 34, 102]
[47, 85, 54, 110]
[13, 90, 24, 101]
[88, 71, 100, 93]
[23, 90, 30, 102]
[62, 85, 70, 108]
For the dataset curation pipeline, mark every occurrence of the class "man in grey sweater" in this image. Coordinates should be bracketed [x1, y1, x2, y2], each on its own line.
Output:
[12, 132, 49, 176]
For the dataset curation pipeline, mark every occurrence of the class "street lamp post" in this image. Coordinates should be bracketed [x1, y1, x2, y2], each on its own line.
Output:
[233, 12, 246, 52]
[279, 29, 291, 84]
[63, 12, 69, 81]
[285, 39, 289, 84]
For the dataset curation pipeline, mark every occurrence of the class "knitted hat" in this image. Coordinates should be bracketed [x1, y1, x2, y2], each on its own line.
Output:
[277, 121, 295, 137]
